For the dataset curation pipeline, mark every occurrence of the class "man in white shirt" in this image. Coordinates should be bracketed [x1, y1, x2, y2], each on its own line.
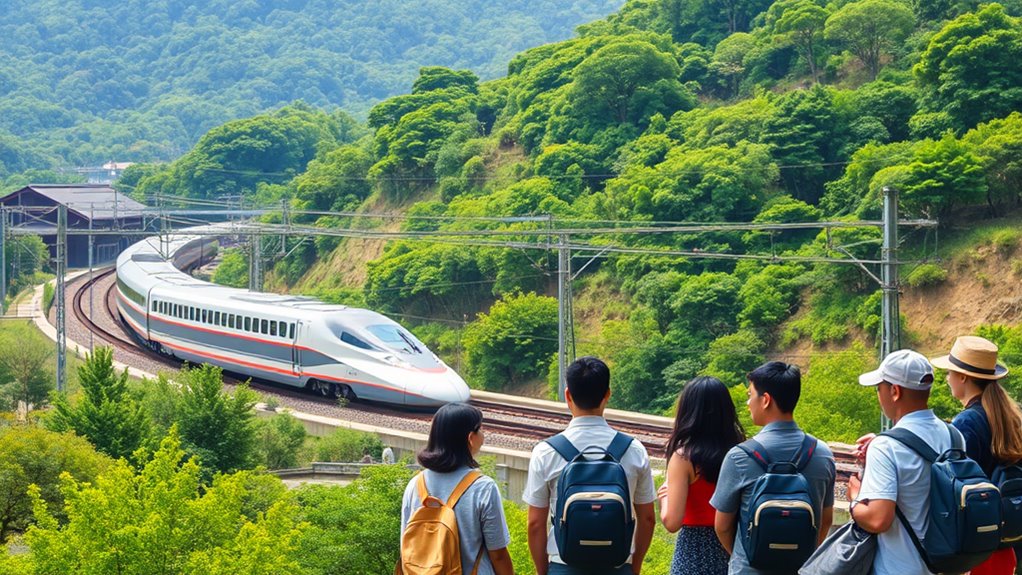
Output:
[523, 357, 657, 575]
[847, 349, 964, 575]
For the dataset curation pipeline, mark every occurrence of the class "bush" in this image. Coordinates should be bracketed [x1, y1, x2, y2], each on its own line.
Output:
[42, 282, 54, 316]
[906, 263, 948, 288]
[992, 229, 1020, 254]
[314, 427, 384, 462]
[254, 413, 307, 469]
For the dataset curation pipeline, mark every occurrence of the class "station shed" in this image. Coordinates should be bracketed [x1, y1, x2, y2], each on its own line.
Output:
[0, 184, 147, 267]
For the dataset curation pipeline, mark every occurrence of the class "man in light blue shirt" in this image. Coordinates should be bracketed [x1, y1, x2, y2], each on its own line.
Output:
[847, 349, 964, 575]
[711, 361, 836, 575]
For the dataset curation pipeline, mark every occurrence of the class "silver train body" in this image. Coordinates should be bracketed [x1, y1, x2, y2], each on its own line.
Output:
[115, 227, 471, 407]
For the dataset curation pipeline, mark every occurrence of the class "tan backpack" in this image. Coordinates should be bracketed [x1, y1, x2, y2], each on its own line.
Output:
[396, 470, 485, 575]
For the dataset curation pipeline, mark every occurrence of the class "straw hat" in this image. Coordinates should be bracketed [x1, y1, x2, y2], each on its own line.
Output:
[931, 335, 1009, 380]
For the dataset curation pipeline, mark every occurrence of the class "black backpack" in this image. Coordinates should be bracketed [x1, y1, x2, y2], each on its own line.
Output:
[737, 434, 819, 572]
[991, 462, 1022, 547]
[881, 423, 1001, 574]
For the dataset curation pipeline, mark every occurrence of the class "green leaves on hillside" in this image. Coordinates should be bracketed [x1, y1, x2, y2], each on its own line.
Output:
[463, 292, 558, 390]
[914, 4, 1022, 134]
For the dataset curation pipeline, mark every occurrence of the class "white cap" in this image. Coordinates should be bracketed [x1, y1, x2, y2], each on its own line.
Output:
[858, 349, 935, 390]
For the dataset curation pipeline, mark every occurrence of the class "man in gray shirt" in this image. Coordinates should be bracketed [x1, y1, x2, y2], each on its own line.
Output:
[710, 361, 836, 575]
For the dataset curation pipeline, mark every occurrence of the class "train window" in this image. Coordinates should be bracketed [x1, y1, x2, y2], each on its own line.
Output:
[214, 311, 220, 325]
[244, 317, 251, 331]
[251, 317, 258, 333]
[220, 313, 227, 327]
[227, 314, 234, 329]
[270, 321, 277, 336]
[340, 332, 374, 350]
[189, 307, 195, 321]
[278, 321, 286, 337]
[289, 323, 295, 339]
[260, 319, 268, 334]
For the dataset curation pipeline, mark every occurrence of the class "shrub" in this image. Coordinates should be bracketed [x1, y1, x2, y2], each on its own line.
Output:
[992, 229, 1020, 254]
[314, 428, 384, 462]
[906, 263, 948, 288]
[1012, 260, 1022, 277]
[42, 282, 54, 316]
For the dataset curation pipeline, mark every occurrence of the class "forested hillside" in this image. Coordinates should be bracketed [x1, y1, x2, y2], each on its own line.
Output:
[0, 0, 623, 176]
[130, 0, 1022, 438]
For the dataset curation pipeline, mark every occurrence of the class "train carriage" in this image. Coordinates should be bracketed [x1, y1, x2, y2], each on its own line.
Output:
[115, 227, 470, 407]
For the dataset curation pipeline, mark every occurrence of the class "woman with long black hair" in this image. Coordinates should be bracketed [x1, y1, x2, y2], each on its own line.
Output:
[399, 402, 514, 575]
[658, 377, 745, 575]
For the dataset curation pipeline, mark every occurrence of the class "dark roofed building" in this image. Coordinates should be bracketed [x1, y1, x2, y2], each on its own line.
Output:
[0, 184, 147, 267]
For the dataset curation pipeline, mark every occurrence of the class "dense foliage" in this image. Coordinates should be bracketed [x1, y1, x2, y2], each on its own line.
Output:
[127, 0, 1022, 420]
[0, 0, 624, 174]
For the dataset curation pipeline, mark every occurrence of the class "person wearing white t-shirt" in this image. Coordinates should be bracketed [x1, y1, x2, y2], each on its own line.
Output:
[847, 349, 964, 575]
[523, 357, 657, 575]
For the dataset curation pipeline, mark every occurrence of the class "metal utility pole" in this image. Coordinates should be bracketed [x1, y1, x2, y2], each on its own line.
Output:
[557, 233, 574, 401]
[249, 234, 262, 292]
[0, 207, 6, 315]
[880, 186, 900, 429]
[56, 205, 67, 393]
[280, 198, 289, 256]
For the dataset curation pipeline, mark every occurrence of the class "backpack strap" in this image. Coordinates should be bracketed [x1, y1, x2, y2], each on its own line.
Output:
[893, 506, 939, 574]
[607, 431, 634, 462]
[447, 470, 483, 509]
[737, 439, 772, 472]
[468, 545, 485, 575]
[880, 427, 939, 463]
[545, 433, 581, 462]
[793, 434, 818, 471]
[415, 472, 430, 503]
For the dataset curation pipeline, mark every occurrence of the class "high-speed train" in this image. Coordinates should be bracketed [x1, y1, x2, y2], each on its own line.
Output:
[115, 226, 471, 407]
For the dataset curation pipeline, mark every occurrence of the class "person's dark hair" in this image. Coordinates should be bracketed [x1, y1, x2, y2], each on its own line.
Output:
[566, 356, 610, 410]
[417, 403, 482, 472]
[748, 361, 801, 413]
[665, 377, 745, 483]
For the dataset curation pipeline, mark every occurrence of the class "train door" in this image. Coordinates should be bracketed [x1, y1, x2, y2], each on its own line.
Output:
[292, 320, 304, 377]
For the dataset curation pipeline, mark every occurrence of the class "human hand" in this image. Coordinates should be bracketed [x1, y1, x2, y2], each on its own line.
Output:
[657, 483, 669, 501]
[847, 473, 861, 502]
[854, 433, 876, 466]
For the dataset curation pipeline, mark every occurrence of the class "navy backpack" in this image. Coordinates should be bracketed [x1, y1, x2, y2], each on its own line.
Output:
[881, 423, 1001, 573]
[546, 432, 635, 569]
[992, 462, 1022, 547]
[738, 434, 819, 572]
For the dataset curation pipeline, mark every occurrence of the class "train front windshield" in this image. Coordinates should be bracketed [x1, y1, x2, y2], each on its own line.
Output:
[367, 325, 423, 354]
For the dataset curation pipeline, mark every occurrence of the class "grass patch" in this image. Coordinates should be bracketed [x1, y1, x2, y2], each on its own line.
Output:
[906, 263, 948, 288]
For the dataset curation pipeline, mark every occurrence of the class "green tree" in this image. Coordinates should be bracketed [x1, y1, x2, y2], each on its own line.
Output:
[176, 364, 259, 477]
[463, 292, 558, 390]
[296, 465, 414, 575]
[773, 0, 831, 83]
[568, 39, 688, 125]
[0, 322, 53, 412]
[701, 329, 766, 387]
[0, 426, 111, 540]
[25, 430, 306, 575]
[4, 234, 49, 291]
[711, 33, 757, 99]
[900, 133, 987, 219]
[211, 248, 248, 288]
[47, 347, 149, 462]
[824, 0, 915, 80]
[254, 413, 307, 470]
[914, 4, 1022, 132]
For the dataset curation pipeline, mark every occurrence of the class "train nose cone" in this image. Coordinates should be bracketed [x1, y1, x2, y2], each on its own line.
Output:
[438, 371, 471, 404]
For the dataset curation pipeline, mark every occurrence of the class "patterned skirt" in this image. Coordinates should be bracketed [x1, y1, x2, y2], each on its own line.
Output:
[669, 525, 730, 575]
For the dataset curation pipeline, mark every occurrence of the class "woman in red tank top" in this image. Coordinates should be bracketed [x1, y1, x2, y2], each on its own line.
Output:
[658, 377, 745, 575]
